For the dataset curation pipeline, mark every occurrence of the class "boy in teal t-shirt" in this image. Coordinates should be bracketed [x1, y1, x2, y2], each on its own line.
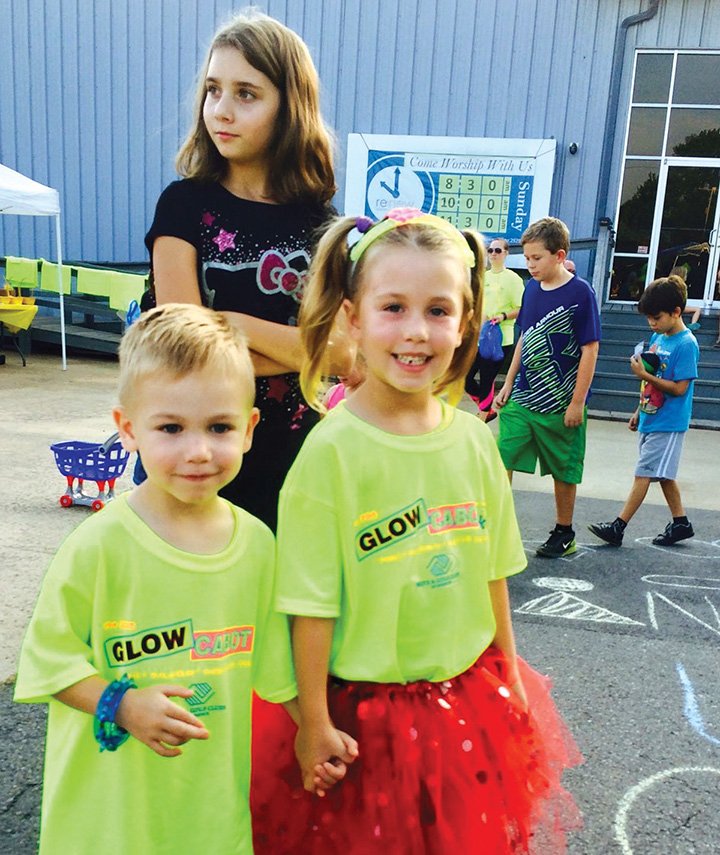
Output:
[588, 276, 699, 547]
[15, 305, 353, 854]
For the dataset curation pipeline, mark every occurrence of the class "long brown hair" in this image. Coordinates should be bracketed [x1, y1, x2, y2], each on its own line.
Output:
[299, 217, 486, 411]
[175, 10, 336, 205]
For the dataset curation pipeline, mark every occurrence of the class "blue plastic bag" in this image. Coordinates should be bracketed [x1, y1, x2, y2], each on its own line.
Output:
[478, 320, 504, 361]
[126, 299, 141, 326]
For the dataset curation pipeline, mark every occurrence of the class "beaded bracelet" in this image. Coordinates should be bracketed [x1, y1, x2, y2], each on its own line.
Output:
[94, 674, 136, 752]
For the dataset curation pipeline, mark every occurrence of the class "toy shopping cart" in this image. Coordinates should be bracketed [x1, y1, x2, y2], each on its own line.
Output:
[51, 433, 130, 511]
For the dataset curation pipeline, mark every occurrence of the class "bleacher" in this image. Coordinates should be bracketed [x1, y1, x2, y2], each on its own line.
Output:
[1, 256, 148, 355]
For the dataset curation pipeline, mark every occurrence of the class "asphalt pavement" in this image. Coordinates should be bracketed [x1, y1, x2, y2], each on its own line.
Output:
[2, 349, 719, 854]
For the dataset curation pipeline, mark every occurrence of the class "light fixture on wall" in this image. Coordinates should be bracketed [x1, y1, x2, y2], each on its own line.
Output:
[568, 143, 578, 155]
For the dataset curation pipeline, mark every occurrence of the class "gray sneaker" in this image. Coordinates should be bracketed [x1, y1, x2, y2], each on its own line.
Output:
[588, 520, 624, 546]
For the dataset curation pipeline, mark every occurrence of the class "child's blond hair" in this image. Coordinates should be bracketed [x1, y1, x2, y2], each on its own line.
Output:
[118, 304, 255, 410]
[521, 217, 570, 254]
[299, 216, 485, 411]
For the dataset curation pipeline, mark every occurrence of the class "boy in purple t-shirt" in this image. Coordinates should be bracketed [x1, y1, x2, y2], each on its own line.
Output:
[588, 275, 699, 547]
[494, 217, 601, 558]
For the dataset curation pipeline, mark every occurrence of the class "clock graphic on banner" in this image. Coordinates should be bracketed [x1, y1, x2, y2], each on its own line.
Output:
[365, 161, 434, 218]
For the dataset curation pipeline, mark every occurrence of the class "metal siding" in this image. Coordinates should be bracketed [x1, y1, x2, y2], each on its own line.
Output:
[128, 0, 148, 261]
[1, 0, 18, 252]
[58, 0, 81, 259]
[559, 0, 624, 239]
[450, 1, 481, 136]
[390, 0, 417, 133]
[1, 0, 718, 264]
[474, 1, 517, 138]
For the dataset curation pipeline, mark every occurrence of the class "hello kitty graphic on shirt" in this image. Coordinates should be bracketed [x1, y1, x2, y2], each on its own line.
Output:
[199, 211, 310, 310]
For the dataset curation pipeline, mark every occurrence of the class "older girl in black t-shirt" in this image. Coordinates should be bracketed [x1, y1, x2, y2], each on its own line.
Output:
[146, 11, 353, 529]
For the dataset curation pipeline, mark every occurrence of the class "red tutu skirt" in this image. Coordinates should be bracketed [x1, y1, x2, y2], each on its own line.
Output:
[251, 647, 582, 854]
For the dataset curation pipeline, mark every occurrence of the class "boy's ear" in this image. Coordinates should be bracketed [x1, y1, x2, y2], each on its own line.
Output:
[342, 298, 362, 342]
[113, 406, 139, 453]
[242, 407, 261, 453]
[556, 249, 567, 263]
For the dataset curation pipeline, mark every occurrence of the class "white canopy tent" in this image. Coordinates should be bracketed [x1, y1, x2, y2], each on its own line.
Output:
[0, 163, 67, 369]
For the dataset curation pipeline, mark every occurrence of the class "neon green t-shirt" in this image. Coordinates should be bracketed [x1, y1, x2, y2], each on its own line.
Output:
[15, 494, 295, 855]
[276, 403, 527, 684]
[484, 268, 525, 346]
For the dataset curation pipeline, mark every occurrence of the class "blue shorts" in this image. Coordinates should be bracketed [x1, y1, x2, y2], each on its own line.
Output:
[635, 431, 685, 481]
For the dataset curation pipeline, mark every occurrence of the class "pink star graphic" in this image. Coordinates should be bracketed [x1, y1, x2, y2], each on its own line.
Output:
[267, 377, 289, 402]
[290, 403, 309, 430]
[213, 228, 237, 252]
[202, 211, 216, 226]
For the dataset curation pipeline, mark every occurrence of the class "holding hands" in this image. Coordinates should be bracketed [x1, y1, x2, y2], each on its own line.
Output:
[295, 721, 359, 796]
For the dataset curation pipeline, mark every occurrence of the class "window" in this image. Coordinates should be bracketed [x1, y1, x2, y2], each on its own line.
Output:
[611, 51, 720, 302]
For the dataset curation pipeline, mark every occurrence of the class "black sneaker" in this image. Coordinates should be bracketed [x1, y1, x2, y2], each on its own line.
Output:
[588, 520, 624, 546]
[652, 520, 694, 546]
[536, 527, 576, 558]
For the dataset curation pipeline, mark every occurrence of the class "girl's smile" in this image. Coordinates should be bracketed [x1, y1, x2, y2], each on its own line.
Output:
[395, 353, 431, 366]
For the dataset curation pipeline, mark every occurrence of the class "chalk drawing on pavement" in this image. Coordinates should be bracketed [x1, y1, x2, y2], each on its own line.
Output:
[533, 576, 594, 592]
[642, 574, 720, 591]
[636, 537, 720, 558]
[516, 577, 644, 625]
[614, 767, 720, 855]
[676, 662, 720, 748]
[645, 591, 720, 637]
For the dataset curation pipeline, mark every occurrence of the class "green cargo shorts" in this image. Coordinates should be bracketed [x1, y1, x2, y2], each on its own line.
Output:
[497, 399, 586, 484]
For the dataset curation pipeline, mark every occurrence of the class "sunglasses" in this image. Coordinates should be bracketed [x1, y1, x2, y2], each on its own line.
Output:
[488, 247, 505, 254]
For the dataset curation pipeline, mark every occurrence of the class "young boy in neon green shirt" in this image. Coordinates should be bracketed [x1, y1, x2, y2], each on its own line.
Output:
[14, 305, 354, 854]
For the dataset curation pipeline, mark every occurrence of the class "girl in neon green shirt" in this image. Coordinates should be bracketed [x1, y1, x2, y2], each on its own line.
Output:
[252, 209, 582, 854]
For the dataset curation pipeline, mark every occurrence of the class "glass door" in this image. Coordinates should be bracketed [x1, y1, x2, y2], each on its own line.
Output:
[650, 159, 720, 308]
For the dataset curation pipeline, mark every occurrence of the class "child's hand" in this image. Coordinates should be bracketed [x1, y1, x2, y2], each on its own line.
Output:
[311, 729, 359, 794]
[564, 401, 584, 427]
[493, 384, 511, 409]
[295, 722, 358, 796]
[628, 411, 639, 432]
[116, 685, 209, 758]
[629, 354, 646, 379]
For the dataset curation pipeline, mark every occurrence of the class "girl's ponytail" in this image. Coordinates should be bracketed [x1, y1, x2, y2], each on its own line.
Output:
[299, 217, 358, 411]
